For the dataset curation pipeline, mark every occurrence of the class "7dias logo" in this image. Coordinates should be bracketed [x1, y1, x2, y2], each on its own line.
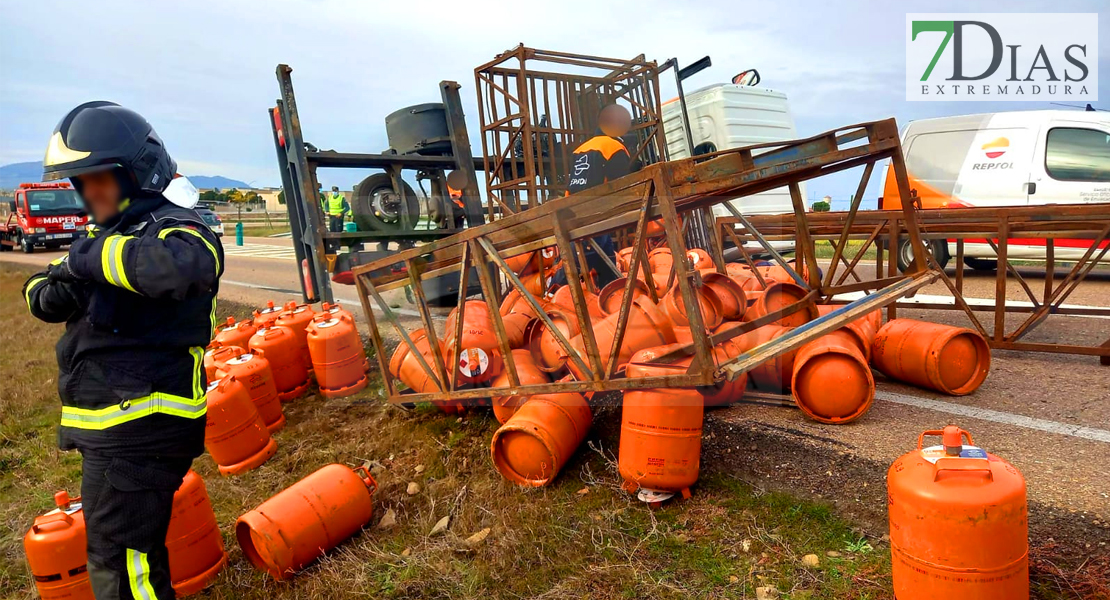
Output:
[907, 13, 1097, 101]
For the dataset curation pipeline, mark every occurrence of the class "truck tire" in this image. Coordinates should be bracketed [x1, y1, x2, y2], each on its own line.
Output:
[351, 173, 420, 232]
[896, 238, 948, 272]
[20, 234, 33, 254]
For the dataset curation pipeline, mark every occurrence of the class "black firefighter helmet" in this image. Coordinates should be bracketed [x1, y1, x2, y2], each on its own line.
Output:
[43, 101, 176, 196]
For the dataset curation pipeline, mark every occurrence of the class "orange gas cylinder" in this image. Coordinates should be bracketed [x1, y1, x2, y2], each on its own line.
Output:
[499, 288, 551, 319]
[213, 316, 257, 350]
[252, 300, 283, 329]
[814, 305, 879, 361]
[616, 247, 635, 274]
[699, 271, 747, 321]
[525, 306, 583, 374]
[504, 250, 541, 275]
[204, 376, 278, 476]
[167, 471, 227, 596]
[216, 352, 285, 432]
[685, 248, 713, 271]
[491, 391, 592, 486]
[388, 328, 442, 394]
[444, 300, 503, 384]
[550, 285, 605, 320]
[732, 324, 796, 391]
[757, 264, 795, 284]
[275, 302, 316, 370]
[490, 349, 551, 424]
[724, 262, 752, 278]
[647, 246, 673, 275]
[564, 296, 677, 380]
[871, 319, 991, 395]
[660, 283, 723, 330]
[597, 277, 653, 316]
[24, 491, 94, 600]
[307, 316, 369, 398]
[207, 345, 245, 384]
[249, 326, 311, 401]
[236, 464, 378, 581]
[318, 301, 355, 323]
[743, 281, 817, 328]
[502, 312, 534, 349]
[888, 427, 1028, 599]
[620, 349, 704, 500]
[791, 334, 875, 424]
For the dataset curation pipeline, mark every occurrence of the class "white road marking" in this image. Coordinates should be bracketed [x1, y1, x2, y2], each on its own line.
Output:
[835, 291, 1110, 319]
[877, 390, 1110, 443]
[222, 243, 297, 261]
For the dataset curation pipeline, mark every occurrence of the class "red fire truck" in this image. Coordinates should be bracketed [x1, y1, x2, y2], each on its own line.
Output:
[0, 182, 88, 253]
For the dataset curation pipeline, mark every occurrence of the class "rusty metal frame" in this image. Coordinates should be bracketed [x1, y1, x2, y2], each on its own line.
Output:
[354, 118, 942, 404]
[721, 204, 1110, 362]
[474, 45, 668, 220]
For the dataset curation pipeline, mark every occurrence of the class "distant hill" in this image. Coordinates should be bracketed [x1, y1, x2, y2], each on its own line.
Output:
[0, 161, 250, 191]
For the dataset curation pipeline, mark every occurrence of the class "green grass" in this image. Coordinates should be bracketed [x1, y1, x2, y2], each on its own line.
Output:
[813, 239, 877, 262]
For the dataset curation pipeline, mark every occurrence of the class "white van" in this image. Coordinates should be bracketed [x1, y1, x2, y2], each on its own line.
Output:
[880, 110, 1110, 271]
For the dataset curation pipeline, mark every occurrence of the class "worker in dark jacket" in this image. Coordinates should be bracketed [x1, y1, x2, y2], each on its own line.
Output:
[23, 101, 223, 600]
[552, 103, 633, 289]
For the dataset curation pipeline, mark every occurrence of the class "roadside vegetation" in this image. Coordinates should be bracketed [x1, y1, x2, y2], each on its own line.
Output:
[0, 263, 1100, 599]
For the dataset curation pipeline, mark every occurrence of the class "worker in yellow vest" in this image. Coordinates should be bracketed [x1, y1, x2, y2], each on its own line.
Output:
[323, 186, 350, 233]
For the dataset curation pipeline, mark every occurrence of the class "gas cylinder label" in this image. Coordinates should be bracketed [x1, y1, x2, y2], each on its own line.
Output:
[920, 444, 987, 464]
[458, 348, 489, 378]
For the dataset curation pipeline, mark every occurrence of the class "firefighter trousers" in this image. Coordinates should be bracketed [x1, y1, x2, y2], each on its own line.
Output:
[80, 450, 193, 600]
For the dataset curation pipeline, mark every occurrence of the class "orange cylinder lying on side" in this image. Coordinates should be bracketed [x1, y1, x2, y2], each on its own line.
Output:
[871, 319, 991, 395]
[888, 427, 1028, 599]
[249, 326, 311, 401]
[743, 281, 817, 328]
[490, 349, 550, 424]
[597, 277, 653, 316]
[388, 329, 442, 394]
[167, 471, 227, 596]
[213, 317, 257, 350]
[499, 288, 549, 319]
[814, 305, 880, 361]
[732, 324, 797, 392]
[699, 271, 747, 321]
[275, 302, 316, 370]
[490, 391, 592, 486]
[647, 247, 673, 276]
[236, 464, 377, 581]
[525, 306, 582, 374]
[24, 491, 94, 600]
[252, 300, 283, 329]
[564, 296, 676, 380]
[502, 312, 534, 350]
[444, 300, 503, 384]
[204, 376, 278, 476]
[215, 352, 285, 432]
[792, 334, 875, 424]
[620, 349, 704, 497]
[616, 247, 635, 274]
[551, 285, 605, 321]
[660, 284, 723, 330]
[307, 316, 368, 398]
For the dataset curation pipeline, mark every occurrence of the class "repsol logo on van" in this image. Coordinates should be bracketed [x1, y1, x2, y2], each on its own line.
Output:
[906, 13, 1098, 102]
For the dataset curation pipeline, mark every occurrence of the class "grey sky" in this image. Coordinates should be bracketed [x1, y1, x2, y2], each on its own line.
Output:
[1, 0, 1106, 207]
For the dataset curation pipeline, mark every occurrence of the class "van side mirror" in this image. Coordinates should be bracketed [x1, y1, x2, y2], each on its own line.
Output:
[7, 200, 15, 212]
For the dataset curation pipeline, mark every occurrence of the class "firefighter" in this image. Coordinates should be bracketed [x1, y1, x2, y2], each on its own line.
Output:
[324, 185, 350, 233]
[552, 103, 633, 289]
[23, 101, 223, 600]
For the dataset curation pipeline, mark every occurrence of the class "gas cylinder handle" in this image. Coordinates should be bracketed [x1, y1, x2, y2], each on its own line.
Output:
[917, 428, 974, 450]
[354, 466, 378, 494]
[31, 511, 73, 533]
[933, 457, 993, 481]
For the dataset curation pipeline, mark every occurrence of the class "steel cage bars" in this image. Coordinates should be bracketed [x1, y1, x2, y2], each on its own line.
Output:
[474, 46, 668, 220]
[353, 118, 943, 405]
[722, 204, 1110, 362]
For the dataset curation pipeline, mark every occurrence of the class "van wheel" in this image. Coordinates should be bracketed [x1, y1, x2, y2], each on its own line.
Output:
[20, 234, 34, 254]
[963, 257, 998, 271]
[896, 238, 948, 272]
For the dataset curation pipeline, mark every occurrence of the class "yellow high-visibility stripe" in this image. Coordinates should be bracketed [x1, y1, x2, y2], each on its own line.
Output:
[59, 391, 207, 430]
[98, 234, 137, 293]
[112, 235, 136, 292]
[190, 346, 203, 399]
[158, 226, 221, 273]
[126, 548, 157, 600]
[24, 276, 47, 311]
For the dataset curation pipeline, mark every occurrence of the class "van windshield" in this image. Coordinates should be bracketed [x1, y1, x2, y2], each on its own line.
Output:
[26, 189, 84, 215]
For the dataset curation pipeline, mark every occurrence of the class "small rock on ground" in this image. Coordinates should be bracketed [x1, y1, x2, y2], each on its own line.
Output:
[465, 527, 491, 547]
[406, 481, 421, 495]
[756, 586, 778, 600]
[801, 553, 820, 567]
[377, 508, 397, 530]
[429, 515, 450, 536]
[826, 550, 842, 558]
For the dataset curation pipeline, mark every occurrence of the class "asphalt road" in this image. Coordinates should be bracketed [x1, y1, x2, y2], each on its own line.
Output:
[4, 237, 1108, 560]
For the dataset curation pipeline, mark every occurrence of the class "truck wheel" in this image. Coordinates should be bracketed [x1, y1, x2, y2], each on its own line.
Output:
[20, 234, 34, 254]
[896, 238, 948, 272]
[351, 173, 420, 232]
[963, 257, 998, 271]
